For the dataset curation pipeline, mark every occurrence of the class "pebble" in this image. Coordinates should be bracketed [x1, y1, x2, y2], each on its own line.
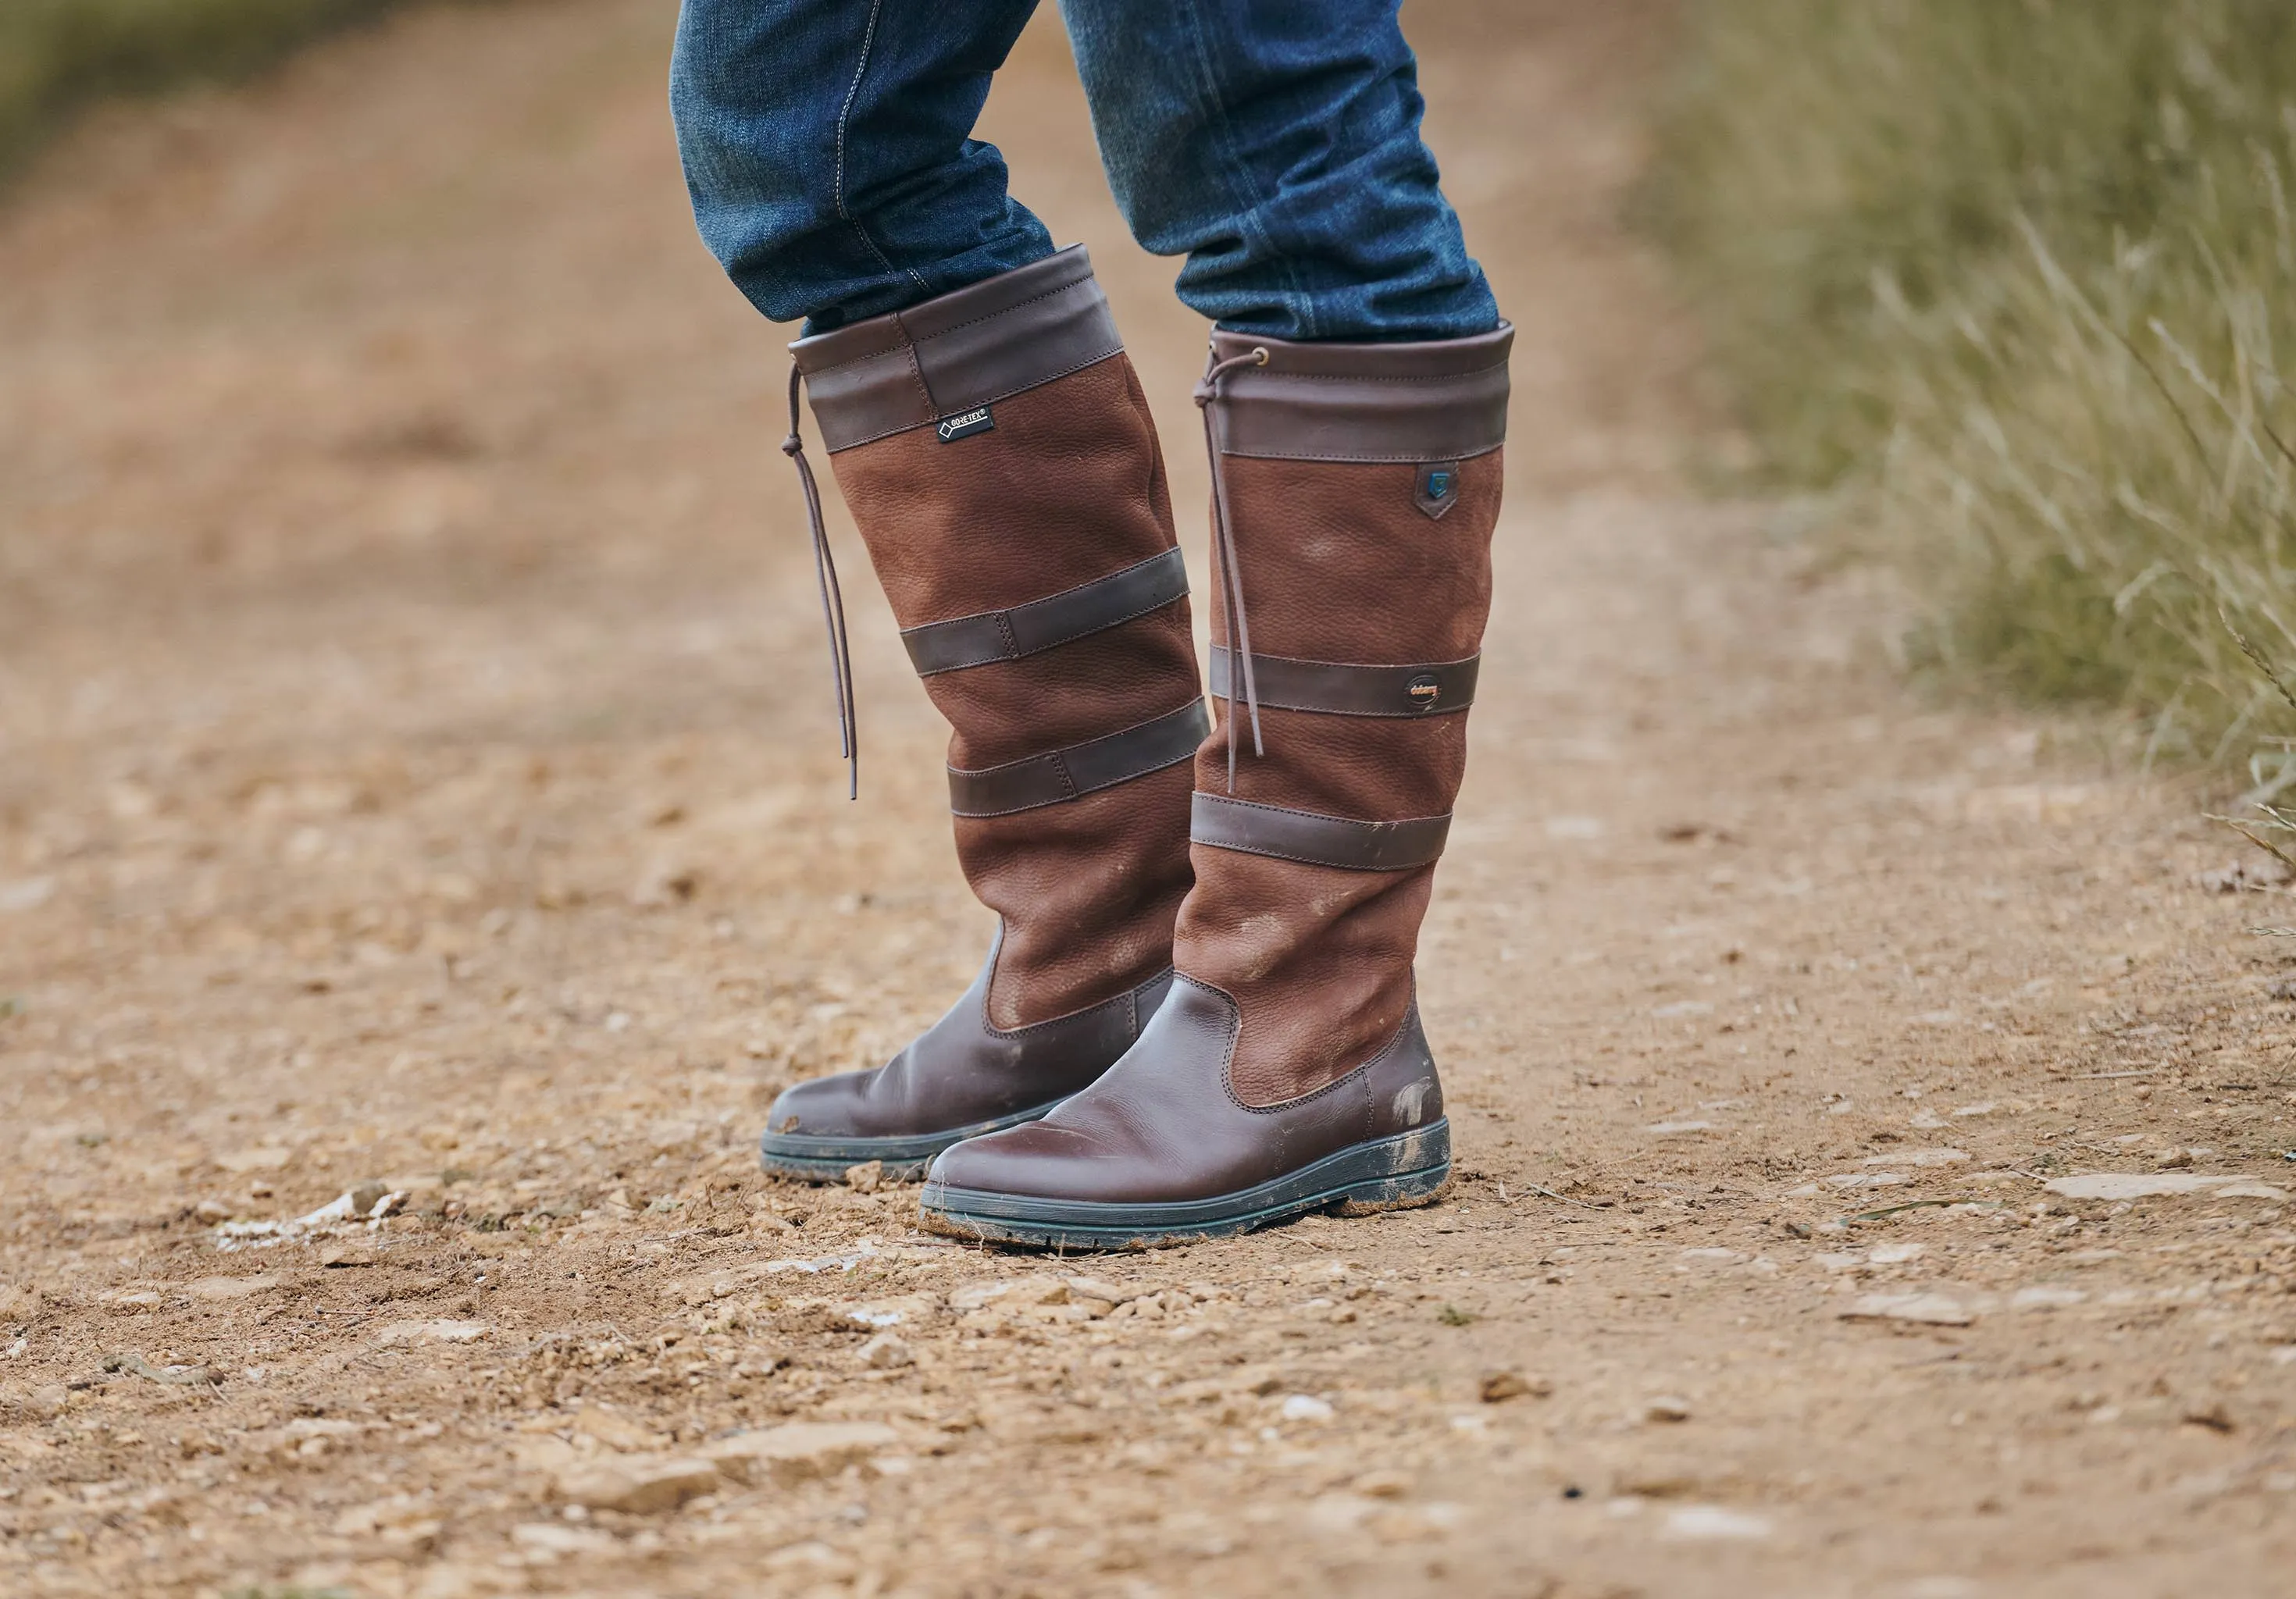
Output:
[703, 1420, 901, 1487]
[350, 1181, 392, 1217]
[191, 1200, 233, 1224]
[1661, 1505, 1772, 1541]
[2010, 1286, 2087, 1310]
[0, 876, 55, 913]
[1279, 1394, 1335, 1423]
[1646, 1120, 1714, 1136]
[1642, 1395, 1692, 1423]
[511, 1521, 616, 1556]
[843, 1161, 885, 1193]
[553, 1455, 722, 1514]
[2044, 1173, 2284, 1202]
[571, 1405, 664, 1453]
[1838, 1292, 1973, 1327]
[1478, 1369, 1552, 1402]
[857, 1333, 914, 1369]
[373, 1319, 489, 1348]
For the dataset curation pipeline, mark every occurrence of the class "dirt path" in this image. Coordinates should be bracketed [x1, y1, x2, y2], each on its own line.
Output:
[3, 4, 2294, 1596]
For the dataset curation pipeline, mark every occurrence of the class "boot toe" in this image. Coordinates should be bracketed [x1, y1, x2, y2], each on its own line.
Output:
[927, 1120, 1132, 1201]
[763, 1070, 880, 1140]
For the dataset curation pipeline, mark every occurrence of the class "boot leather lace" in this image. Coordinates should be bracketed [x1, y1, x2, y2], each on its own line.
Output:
[784, 361, 858, 800]
[1194, 343, 1271, 792]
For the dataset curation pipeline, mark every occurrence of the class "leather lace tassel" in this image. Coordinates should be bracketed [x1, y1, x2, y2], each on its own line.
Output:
[1194, 343, 1270, 792]
[784, 361, 858, 800]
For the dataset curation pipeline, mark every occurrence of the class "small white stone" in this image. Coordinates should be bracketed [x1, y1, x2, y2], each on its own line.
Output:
[1839, 1292, 1973, 1327]
[2045, 1173, 2276, 1201]
[1280, 1394, 1335, 1423]
[1867, 1242, 1923, 1265]
[0, 877, 55, 913]
[2011, 1286, 2087, 1310]
[1661, 1505, 1771, 1541]
[553, 1456, 721, 1515]
[373, 1319, 488, 1347]
[703, 1421, 900, 1486]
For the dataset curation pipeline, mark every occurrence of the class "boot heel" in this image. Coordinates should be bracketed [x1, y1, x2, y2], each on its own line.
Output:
[1329, 1118, 1453, 1215]
[1331, 1165, 1453, 1216]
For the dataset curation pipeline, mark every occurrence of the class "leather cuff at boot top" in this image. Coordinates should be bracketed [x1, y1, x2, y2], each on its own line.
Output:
[789, 245, 1123, 453]
[1204, 322, 1512, 464]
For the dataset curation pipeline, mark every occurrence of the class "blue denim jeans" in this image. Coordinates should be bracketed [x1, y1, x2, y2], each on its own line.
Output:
[668, 0, 1497, 340]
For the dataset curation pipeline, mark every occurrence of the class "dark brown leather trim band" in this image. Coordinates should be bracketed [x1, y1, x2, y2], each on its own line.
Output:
[1190, 794, 1452, 871]
[903, 548, 1189, 677]
[950, 701, 1209, 818]
[1204, 324, 1511, 464]
[1207, 646, 1478, 718]
[791, 247, 1125, 453]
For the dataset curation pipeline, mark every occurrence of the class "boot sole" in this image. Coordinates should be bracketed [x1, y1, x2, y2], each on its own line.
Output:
[917, 1119, 1452, 1249]
[758, 1101, 1065, 1184]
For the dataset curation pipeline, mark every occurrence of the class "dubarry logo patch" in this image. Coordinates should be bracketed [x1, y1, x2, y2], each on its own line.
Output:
[936, 405, 995, 443]
[1414, 460, 1461, 520]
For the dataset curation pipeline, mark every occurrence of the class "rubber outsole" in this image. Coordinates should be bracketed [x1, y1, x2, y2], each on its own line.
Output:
[758, 1100, 1064, 1184]
[917, 1119, 1453, 1250]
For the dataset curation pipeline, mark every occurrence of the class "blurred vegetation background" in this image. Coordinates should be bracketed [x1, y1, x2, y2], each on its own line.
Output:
[0, 0, 425, 180]
[1652, 0, 2296, 777]
[21, 0, 2296, 782]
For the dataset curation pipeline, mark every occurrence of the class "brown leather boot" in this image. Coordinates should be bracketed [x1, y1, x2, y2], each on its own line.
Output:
[921, 323, 1510, 1244]
[759, 248, 1205, 1181]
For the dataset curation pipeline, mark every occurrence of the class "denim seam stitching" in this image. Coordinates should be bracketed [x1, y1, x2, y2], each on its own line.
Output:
[1171, 5, 1316, 339]
[831, 0, 930, 304]
[907, 278, 1107, 343]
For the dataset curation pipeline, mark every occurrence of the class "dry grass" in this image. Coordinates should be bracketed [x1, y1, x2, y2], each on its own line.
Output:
[1649, 0, 2296, 769]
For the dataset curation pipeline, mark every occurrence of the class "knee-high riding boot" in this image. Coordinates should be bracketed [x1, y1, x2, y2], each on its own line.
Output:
[759, 248, 1205, 1181]
[922, 323, 1510, 1243]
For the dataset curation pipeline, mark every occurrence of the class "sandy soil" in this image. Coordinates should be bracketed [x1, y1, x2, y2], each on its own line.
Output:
[3, 3, 2294, 1596]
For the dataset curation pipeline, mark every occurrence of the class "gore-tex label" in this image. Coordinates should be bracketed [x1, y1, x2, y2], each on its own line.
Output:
[936, 405, 995, 443]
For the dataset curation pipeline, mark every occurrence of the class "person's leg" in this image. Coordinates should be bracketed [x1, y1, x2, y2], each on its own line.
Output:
[920, 2, 1508, 1244]
[669, 0, 1049, 330]
[669, 3, 1207, 1180]
[1057, 0, 1497, 340]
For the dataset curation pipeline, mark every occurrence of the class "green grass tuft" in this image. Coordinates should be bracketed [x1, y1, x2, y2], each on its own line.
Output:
[0, 0, 420, 182]
[1649, 0, 2296, 766]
